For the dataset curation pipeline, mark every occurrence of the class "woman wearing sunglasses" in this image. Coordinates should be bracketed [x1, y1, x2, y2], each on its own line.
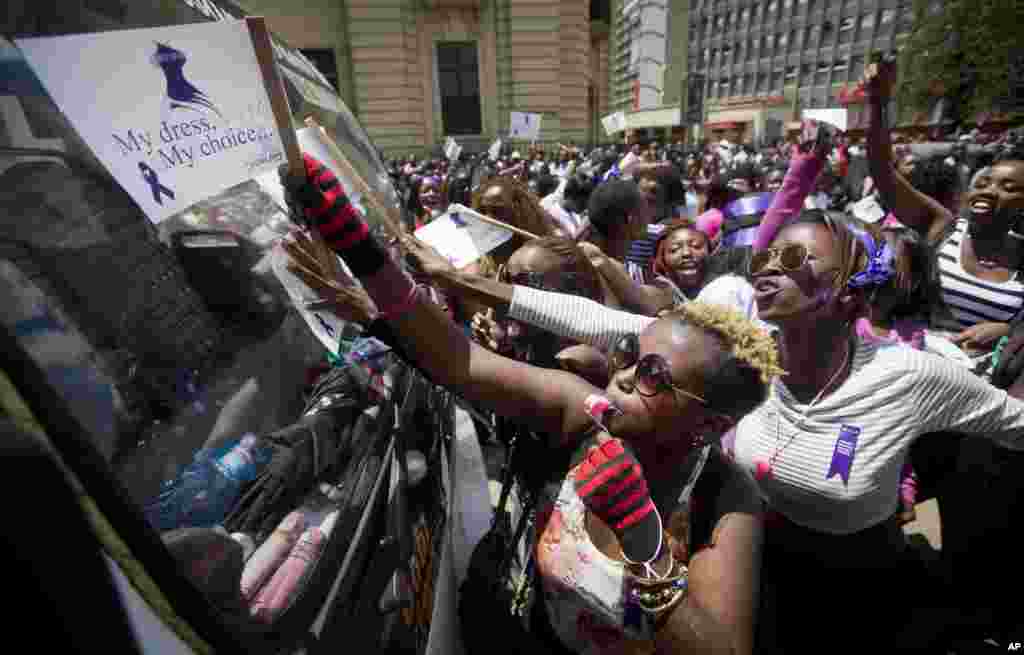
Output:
[729, 209, 1024, 652]
[410, 197, 1024, 652]
[281, 154, 780, 655]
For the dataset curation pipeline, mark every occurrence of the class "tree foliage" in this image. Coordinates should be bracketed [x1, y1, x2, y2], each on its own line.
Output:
[900, 0, 1024, 121]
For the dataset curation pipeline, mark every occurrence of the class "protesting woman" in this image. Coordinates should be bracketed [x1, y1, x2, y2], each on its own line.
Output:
[280, 153, 779, 655]
[864, 58, 1024, 351]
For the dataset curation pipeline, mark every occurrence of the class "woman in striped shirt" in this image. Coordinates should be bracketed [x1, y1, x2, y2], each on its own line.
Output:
[864, 59, 1024, 349]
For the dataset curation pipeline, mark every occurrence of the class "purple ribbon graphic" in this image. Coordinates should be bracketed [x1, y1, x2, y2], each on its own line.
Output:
[826, 424, 861, 485]
[139, 162, 175, 205]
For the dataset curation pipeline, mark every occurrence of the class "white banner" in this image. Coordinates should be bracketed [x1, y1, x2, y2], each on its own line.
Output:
[413, 204, 515, 270]
[509, 111, 541, 141]
[16, 20, 285, 224]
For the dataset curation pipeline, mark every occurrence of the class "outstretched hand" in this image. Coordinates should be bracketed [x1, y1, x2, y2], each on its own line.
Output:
[401, 234, 456, 280]
[283, 230, 379, 326]
[863, 57, 897, 101]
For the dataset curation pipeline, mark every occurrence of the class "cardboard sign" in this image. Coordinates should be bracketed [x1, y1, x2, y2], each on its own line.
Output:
[414, 203, 515, 270]
[509, 112, 541, 141]
[17, 20, 285, 224]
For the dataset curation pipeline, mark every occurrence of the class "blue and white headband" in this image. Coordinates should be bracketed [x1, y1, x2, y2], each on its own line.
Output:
[847, 228, 895, 289]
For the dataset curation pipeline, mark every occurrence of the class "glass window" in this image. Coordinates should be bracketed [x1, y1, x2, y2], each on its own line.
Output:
[741, 8, 750, 23]
[861, 12, 875, 29]
[437, 41, 482, 135]
[839, 17, 855, 31]
[850, 54, 865, 78]
[768, 1, 778, 13]
[881, 9, 895, 23]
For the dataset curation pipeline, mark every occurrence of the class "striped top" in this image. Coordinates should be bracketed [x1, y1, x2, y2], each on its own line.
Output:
[936, 219, 1024, 330]
[624, 223, 665, 284]
[733, 339, 1024, 535]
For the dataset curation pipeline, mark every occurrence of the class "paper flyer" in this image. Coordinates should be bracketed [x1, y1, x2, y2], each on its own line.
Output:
[413, 203, 515, 270]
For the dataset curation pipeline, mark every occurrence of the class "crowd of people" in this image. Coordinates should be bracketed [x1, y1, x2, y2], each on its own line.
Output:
[281, 60, 1024, 653]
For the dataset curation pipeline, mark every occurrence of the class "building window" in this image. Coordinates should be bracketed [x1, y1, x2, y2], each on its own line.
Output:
[880, 9, 895, 24]
[861, 12, 875, 29]
[437, 42, 481, 135]
[299, 48, 339, 91]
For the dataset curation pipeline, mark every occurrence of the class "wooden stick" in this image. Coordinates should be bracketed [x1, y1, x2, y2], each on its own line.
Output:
[457, 211, 538, 241]
[303, 117, 406, 240]
[246, 17, 303, 177]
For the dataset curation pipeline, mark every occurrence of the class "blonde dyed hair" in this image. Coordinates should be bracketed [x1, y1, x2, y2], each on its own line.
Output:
[667, 301, 785, 384]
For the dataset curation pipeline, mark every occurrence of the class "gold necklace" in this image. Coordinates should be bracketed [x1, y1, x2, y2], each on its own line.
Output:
[755, 340, 852, 481]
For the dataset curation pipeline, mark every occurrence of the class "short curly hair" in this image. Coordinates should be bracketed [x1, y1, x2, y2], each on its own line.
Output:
[665, 301, 784, 420]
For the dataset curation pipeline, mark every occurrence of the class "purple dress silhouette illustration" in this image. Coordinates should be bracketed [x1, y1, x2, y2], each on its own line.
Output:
[151, 42, 222, 118]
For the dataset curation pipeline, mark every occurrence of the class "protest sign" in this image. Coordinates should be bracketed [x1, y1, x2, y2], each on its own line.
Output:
[488, 138, 502, 161]
[444, 136, 462, 160]
[414, 204, 515, 270]
[601, 111, 627, 136]
[802, 108, 848, 132]
[16, 19, 285, 224]
[509, 112, 542, 141]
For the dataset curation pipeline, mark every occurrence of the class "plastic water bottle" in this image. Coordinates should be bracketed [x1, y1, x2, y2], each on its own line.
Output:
[144, 434, 270, 531]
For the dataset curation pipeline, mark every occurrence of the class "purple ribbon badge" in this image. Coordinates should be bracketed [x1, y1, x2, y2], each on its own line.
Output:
[826, 424, 861, 486]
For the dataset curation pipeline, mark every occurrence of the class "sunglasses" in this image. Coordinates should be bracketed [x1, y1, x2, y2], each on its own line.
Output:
[748, 243, 810, 277]
[609, 333, 709, 404]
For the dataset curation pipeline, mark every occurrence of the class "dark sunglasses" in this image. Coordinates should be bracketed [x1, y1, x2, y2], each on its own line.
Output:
[609, 333, 709, 404]
[748, 243, 809, 277]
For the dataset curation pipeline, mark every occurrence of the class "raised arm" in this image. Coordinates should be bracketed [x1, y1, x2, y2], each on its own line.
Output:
[753, 144, 827, 251]
[281, 155, 593, 444]
[583, 245, 674, 316]
[863, 59, 953, 245]
[402, 236, 656, 350]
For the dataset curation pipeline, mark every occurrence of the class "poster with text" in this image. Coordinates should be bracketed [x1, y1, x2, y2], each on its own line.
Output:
[509, 112, 541, 141]
[17, 20, 285, 224]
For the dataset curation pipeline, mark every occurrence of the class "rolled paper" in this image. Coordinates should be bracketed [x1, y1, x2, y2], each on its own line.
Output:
[250, 527, 326, 623]
[239, 511, 306, 601]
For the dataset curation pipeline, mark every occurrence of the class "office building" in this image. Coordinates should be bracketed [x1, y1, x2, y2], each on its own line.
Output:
[687, 0, 917, 144]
